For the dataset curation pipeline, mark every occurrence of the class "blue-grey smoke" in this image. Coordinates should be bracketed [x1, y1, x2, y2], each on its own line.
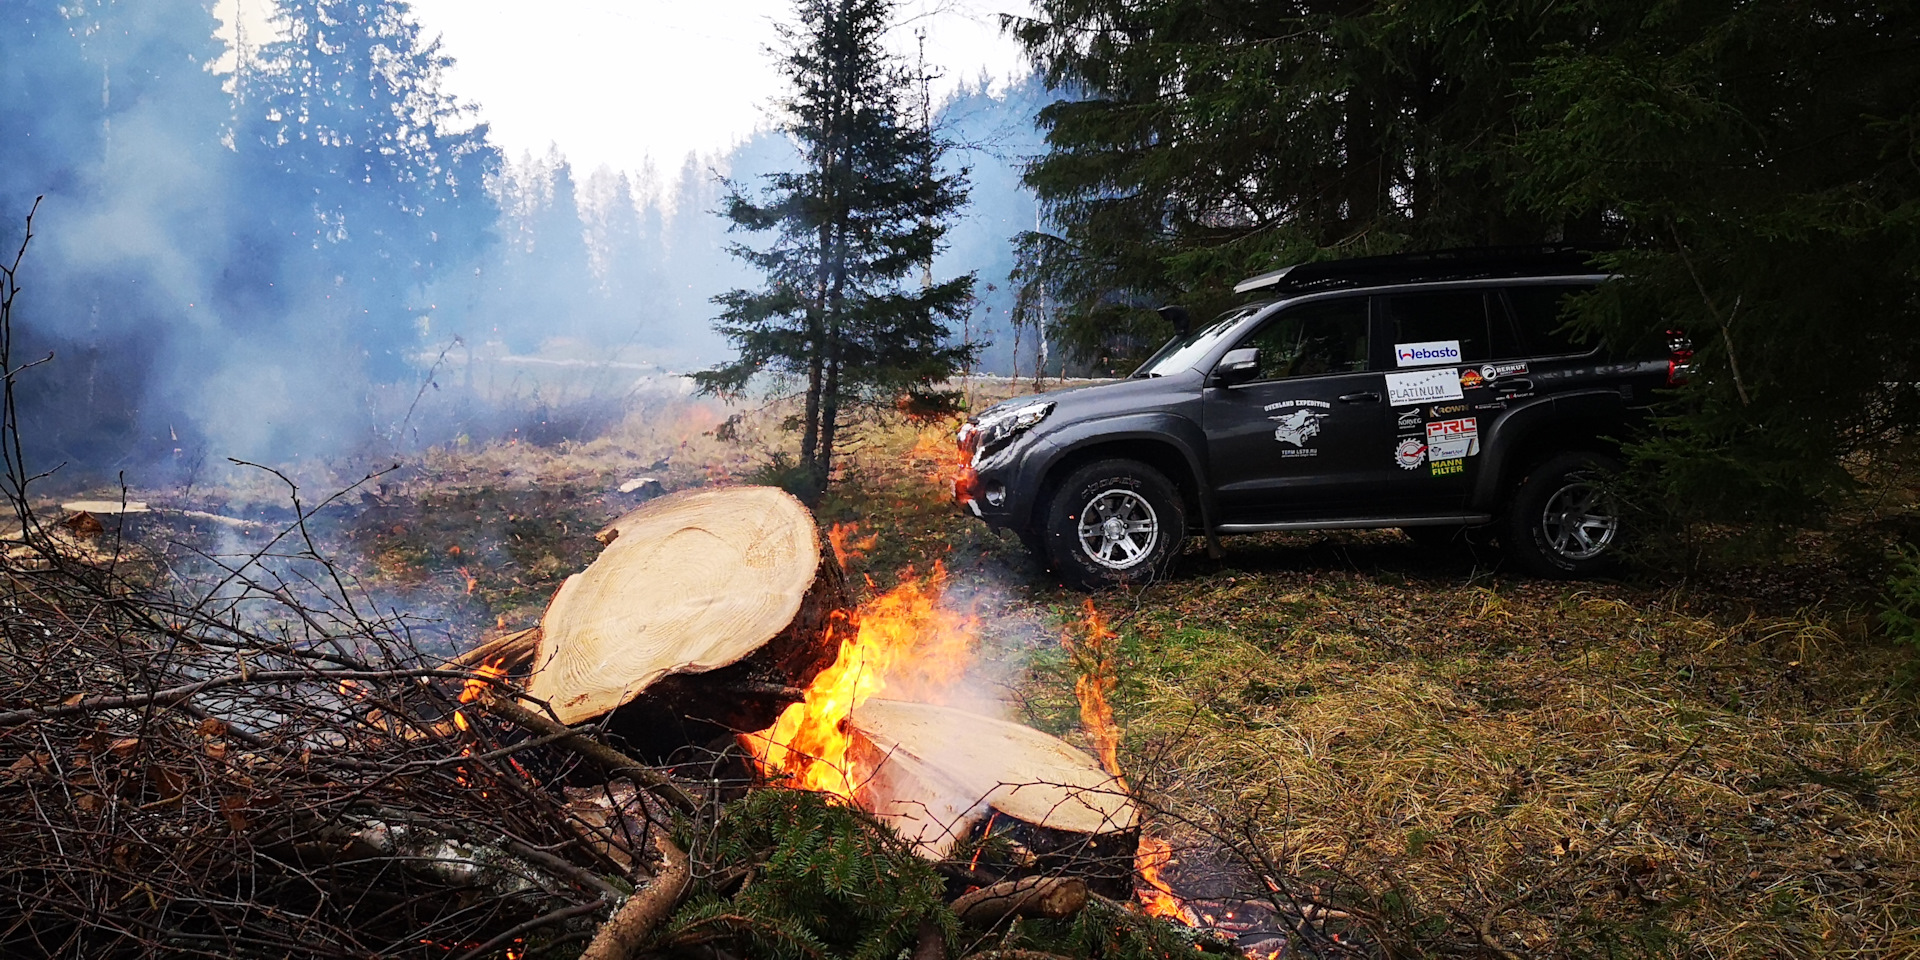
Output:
[0, 0, 1049, 490]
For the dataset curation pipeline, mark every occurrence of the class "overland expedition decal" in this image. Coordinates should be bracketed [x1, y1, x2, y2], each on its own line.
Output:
[1265, 399, 1330, 456]
[1385, 367, 1465, 406]
[1394, 340, 1462, 367]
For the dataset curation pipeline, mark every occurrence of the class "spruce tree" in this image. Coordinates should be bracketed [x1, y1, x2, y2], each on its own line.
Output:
[696, 0, 974, 499]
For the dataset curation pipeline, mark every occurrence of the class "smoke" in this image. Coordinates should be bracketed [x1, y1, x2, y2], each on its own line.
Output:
[1, 1, 1050, 492]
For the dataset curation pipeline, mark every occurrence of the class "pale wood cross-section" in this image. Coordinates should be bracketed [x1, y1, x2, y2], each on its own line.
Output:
[524, 486, 836, 725]
[849, 698, 1138, 856]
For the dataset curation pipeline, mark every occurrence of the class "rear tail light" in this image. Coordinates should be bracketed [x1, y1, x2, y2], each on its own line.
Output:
[1666, 329, 1694, 385]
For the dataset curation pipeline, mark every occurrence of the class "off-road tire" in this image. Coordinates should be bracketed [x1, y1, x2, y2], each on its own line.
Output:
[1039, 459, 1186, 590]
[1501, 451, 1626, 579]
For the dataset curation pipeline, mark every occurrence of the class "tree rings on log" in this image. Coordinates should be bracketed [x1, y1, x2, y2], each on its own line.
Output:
[523, 486, 846, 728]
[848, 698, 1137, 859]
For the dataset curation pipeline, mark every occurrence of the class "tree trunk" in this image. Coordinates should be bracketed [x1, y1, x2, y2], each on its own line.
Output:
[469, 488, 845, 752]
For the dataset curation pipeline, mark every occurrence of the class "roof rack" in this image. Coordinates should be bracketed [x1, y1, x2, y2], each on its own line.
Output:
[1233, 246, 1601, 295]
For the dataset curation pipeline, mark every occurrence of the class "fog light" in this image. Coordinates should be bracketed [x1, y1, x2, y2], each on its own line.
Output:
[984, 482, 1006, 507]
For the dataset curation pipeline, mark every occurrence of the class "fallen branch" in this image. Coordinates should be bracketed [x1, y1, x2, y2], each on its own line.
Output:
[0, 666, 473, 727]
[951, 876, 1088, 927]
[580, 832, 691, 960]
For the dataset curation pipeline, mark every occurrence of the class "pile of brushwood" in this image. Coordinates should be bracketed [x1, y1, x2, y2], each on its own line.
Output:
[0, 503, 1231, 960]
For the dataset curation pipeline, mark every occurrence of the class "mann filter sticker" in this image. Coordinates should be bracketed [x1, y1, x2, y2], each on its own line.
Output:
[1431, 458, 1465, 476]
[1394, 438, 1426, 469]
[1266, 399, 1330, 447]
[1386, 368, 1465, 407]
[1394, 340, 1463, 367]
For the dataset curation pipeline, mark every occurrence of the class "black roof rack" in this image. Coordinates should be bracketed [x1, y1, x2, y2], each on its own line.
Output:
[1234, 245, 1603, 295]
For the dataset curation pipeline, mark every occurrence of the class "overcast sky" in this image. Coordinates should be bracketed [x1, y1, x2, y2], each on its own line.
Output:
[386, 0, 1034, 178]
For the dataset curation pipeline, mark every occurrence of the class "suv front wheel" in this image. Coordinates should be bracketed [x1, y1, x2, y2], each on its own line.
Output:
[1501, 451, 1626, 578]
[1037, 459, 1186, 590]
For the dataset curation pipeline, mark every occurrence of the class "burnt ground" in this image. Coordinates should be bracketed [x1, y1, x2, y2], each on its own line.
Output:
[64, 391, 1920, 958]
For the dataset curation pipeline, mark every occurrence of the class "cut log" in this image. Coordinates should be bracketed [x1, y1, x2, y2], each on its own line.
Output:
[847, 698, 1137, 874]
[523, 486, 846, 733]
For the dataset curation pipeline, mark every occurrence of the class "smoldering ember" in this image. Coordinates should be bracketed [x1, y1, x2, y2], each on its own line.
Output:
[3, 1, 1919, 959]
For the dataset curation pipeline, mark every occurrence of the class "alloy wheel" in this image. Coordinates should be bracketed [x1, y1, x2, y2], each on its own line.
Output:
[1540, 479, 1618, 561]
[1075, 488, 1160, 570]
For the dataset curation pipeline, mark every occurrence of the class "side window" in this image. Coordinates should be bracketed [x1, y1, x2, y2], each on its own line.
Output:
[1234, 297, 1369, 381]
[1503, 284, 1599, 356]
[1377, 291, 1498, 364]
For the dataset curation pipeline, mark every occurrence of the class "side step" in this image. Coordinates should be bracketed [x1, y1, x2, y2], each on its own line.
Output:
[1214, 514, 1494, 535]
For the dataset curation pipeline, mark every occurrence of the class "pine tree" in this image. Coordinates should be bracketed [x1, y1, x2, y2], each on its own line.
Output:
[696, 0, 974, 499]
[236, 0, 499, 376]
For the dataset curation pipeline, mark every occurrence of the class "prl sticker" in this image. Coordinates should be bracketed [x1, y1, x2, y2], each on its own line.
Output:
[1426, 416, 1480, 460]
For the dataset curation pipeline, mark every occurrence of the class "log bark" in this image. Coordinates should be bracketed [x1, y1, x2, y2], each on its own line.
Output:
[951, 876, 1088, 927]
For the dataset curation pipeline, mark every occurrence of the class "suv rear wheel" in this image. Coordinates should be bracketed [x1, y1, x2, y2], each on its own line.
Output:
[1501, 451, 1625, 578]
[1037, 459, 1186, 590]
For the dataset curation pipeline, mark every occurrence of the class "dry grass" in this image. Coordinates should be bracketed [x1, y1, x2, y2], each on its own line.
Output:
[111, 389, 1918, 958]
[822, 408, 1920, 958]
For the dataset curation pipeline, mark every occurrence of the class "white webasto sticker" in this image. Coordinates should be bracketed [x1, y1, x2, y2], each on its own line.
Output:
[1394, 340, 1463, 367]
[1385, 368, 1466, 407]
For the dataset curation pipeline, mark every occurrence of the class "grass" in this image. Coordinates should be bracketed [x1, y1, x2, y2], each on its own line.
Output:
[143, 387, 1918, 958]
[823, 405, 1920, 958]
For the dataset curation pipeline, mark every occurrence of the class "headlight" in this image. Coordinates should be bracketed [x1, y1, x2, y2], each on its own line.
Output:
[962, 401, 1054, 463]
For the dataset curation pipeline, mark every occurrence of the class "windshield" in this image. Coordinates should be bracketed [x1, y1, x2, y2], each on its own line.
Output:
[1130, 304, 1267, 378]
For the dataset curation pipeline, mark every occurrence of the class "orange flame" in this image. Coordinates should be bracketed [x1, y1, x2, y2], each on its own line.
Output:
[827, 522, 878, 568]
[452, 658, 507, 735]
[907, 431, 969, 488]
[746, 563, 975, 798]
[1064, 599, 1124, 779]
[1136, 835, 1198, 923]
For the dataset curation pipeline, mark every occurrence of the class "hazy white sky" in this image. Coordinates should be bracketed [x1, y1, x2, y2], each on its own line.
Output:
[395, 1, 1035, 177]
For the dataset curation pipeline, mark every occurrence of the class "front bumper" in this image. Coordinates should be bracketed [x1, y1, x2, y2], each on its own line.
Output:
[952, 436, 1044, 530]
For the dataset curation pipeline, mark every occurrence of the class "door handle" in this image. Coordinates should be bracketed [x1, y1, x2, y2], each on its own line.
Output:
[1337, 392, 1380, 403]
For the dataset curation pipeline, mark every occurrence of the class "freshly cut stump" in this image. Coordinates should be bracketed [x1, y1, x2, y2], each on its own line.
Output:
[848, 699, 1137, 858]
[524, 486, 845, 729]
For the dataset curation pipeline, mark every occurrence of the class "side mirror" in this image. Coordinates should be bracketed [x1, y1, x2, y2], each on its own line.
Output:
[1212, 347, 1259, 387]
[1157, 304, 1191, 336]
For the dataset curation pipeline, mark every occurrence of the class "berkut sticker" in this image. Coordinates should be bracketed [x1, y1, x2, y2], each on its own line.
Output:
[1267, 400, 1330, 447]
[1394, 437, 1426, 469]
[1394, 340, 1462, 367]
[1459, 368, 1486, 390]
[1396, 408, 1423, 431]
[1481, 361, 1528, 380]
[1425, 416, 1479, 461]
[1385, 368, 1465, 407]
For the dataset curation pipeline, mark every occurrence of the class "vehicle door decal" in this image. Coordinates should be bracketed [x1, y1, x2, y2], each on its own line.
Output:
[1264, 399, 1330, 455]
[1393, 340, 1463, 367]
[1385, 367, 1465, 406]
